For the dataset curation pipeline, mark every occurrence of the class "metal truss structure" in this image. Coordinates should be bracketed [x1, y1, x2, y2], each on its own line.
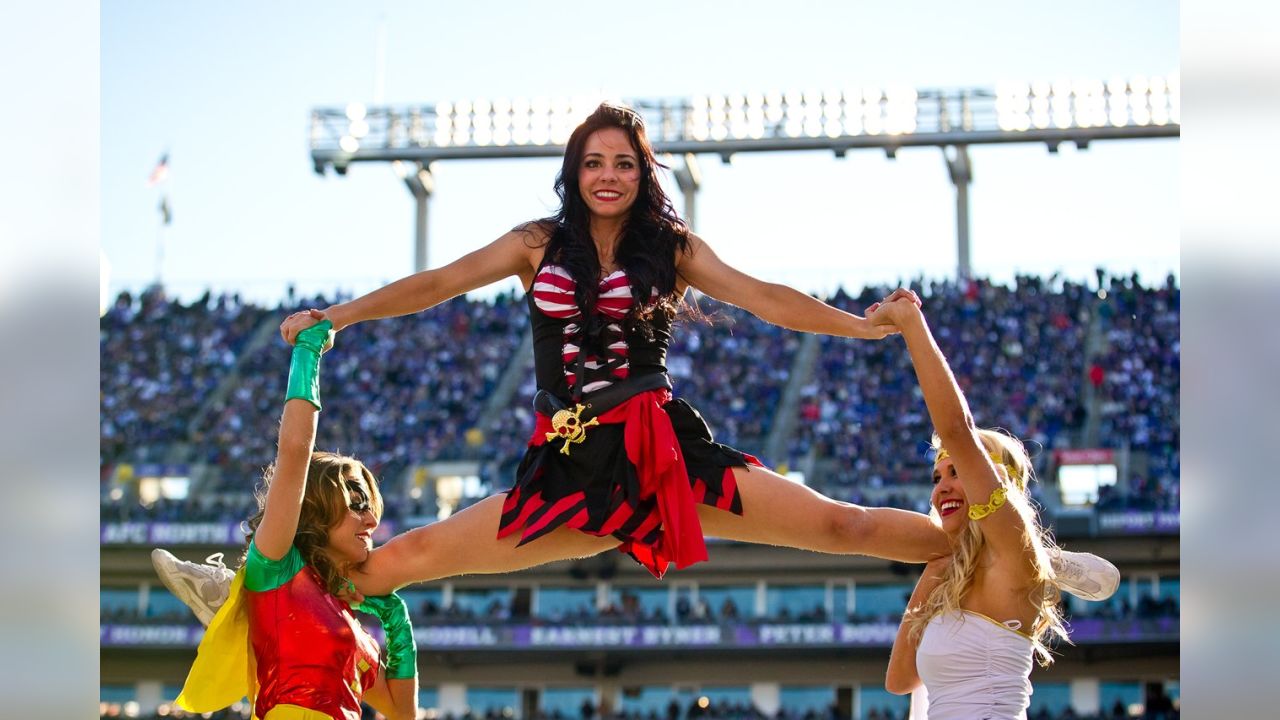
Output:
[310, 77, 1179, 277]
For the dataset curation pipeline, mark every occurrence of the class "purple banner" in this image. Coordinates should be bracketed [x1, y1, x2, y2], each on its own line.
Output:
[1066, 616, 1179, 641]
[101, 624, 204, 646]
[101, 522, 240, 545]
[100, 521, 397, 545]
[1097, 511, 1180, 534]
[101, 617, 1175, 649]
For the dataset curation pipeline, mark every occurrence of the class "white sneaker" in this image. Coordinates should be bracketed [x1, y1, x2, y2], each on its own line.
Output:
[151, 549, 235, 626]
[1049, 547, 1120, 602]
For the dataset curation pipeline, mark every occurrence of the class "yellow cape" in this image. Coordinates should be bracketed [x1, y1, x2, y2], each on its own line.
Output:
[175, 567, 258, 714]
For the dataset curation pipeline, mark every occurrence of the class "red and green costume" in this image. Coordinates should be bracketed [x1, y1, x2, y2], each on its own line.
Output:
[246, 543, 380, 720]
[175, 321, 415, 719]
[176, 543, 379, 720]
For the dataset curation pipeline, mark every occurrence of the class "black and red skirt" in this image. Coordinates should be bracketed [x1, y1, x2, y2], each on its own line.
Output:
[498, 388, 762, 578]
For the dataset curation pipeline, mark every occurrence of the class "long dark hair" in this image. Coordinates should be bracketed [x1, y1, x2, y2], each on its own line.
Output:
[543, 102, 693, 329]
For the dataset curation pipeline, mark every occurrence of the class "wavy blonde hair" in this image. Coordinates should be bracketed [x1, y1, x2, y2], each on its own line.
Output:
[906, 429, 1069, 665]
[242, 451, 384, 596]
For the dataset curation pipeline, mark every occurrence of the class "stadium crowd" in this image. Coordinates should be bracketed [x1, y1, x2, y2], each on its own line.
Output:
[665, 298, 798, 451]
[193, 290, 528, 491]
[100, 288, 272, 468]
[1090, 272, 1180, 512]
[792, 275, 1092, 507]
[100, 272, 1180, 526]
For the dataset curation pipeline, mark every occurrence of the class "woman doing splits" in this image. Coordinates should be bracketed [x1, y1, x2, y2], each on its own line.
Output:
[157, 102, 1116, 625]
[874, 294, 1077, 719]
[171, 322, 418, 720]
[278, 102, 952, 593]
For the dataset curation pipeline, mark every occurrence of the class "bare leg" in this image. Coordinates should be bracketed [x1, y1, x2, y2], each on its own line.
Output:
[696, 465, 951, 563]
[352, 493, 620, 594]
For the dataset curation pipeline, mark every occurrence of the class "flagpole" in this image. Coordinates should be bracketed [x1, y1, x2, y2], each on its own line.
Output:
[155, 215, 164, 289]
[147, 152, 171, 290]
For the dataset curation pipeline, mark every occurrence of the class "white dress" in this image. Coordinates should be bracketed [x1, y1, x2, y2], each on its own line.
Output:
[912, 610, 1034, 719]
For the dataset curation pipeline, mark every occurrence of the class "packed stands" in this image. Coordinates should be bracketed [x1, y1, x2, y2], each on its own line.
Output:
[100, 288, 273, 468]
[100, 272, 1180, 529]
[1091, 273, 1180, 512]
[792, 275, 1094, 510]
[193, 290, 528, 492]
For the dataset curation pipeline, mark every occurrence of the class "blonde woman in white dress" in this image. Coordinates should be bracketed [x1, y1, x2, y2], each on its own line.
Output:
[876, 293, 1077, 720]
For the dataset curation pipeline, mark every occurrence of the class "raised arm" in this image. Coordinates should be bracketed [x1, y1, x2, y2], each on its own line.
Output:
[886, 556, 950, 694]
[254, 317, 334, 560]
[869, 298, 1029, 553]
[675, 233, 903, 340]
[281, 225, 544, 344]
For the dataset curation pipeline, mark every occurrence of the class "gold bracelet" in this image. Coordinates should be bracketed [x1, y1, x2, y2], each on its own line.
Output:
[968, 486, 1007, 521]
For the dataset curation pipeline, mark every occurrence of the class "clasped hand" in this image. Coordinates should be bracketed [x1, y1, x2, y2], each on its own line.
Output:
[280, 308, 333, 350]
[865, 287, 924, 332]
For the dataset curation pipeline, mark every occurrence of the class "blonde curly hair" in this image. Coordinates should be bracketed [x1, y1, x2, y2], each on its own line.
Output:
[906, 429, 1069, 665]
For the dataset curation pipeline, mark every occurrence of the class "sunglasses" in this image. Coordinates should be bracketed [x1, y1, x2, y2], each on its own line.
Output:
[345, 479, 373, 515]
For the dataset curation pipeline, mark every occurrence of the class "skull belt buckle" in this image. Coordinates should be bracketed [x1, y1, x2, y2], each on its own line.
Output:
[545, 403, 599, 455]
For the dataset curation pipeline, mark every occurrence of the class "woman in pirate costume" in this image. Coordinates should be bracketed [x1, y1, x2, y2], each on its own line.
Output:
[274, 102, 947, 590]
[264, 103, 1115, 598]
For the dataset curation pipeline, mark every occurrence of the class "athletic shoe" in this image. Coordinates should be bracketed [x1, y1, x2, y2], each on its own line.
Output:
[1049, 547, 1120, 602]
[150, 549, 234, 626]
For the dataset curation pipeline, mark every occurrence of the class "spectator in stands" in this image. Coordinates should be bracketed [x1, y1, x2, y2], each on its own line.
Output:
[720, 597, 740, 620]
[280, 101, 956, 598]
[160, 320, 419, 720]
[876, 295, 1109, 719]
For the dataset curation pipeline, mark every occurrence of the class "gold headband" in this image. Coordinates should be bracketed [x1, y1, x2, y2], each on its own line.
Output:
[933, 446, 1025, 491]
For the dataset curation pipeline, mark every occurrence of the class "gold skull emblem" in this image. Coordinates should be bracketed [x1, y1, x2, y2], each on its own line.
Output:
[546, 403, 599, 455]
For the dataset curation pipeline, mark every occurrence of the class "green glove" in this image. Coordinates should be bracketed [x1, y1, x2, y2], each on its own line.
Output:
[358, 592, 417, 680]
[284, 320, 334, 410]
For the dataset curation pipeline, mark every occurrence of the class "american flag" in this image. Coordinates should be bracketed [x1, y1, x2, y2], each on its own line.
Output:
[147, 153, 169, 187]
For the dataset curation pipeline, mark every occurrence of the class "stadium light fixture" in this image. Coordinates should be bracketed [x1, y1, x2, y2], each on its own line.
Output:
[309, 77, 1179, 277]
[313, 74, 1178, 166]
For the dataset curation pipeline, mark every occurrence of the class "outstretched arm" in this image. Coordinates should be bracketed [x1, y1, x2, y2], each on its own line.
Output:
[886, 556, 950, 694]
[869, 299, 1028, 553]
[281, 226, 542, 345]
[253, 318, 333, 560]
[676, 234, 913, 339]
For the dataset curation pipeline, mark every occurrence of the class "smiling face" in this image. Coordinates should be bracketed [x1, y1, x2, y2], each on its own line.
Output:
[322, 476, 378, 568]
[931, 457, 969, 535]
[578, 127, 642, 221]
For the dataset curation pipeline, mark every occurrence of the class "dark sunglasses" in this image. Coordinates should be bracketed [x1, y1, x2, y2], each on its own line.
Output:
[345, 479, 373, 515]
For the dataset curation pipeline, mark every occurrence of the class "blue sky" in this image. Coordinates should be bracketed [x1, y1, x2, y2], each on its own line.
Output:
[101, 0, 1179, 304]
